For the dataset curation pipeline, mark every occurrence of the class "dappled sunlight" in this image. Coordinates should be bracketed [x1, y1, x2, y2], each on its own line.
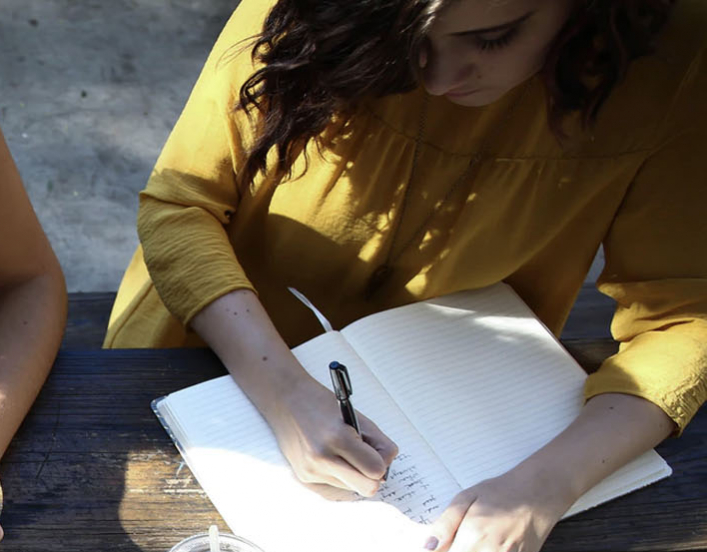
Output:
[166, 446, 429, 552]
[143, 370, 451, 551]
[344, 284, 589, 486]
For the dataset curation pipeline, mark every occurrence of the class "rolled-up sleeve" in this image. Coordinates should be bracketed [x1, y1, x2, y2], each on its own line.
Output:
[137, 5, 264, 326]
[584, 48, 707, 433]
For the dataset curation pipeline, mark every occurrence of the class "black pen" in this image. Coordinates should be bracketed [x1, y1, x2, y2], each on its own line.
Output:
[329, 361, 390, 481]
[329, 361, 361, 433]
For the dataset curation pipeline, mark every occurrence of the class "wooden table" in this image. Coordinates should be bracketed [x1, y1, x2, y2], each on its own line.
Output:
[0, 294, 705, 552]
[57, 284, 618, 350]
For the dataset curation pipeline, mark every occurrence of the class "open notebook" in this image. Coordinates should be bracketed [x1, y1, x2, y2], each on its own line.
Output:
[153, 283, 671, 552]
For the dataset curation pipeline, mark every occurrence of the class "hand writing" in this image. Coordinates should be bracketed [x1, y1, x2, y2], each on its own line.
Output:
[268, 374, 398, 497]
[422, 469, 570, 552]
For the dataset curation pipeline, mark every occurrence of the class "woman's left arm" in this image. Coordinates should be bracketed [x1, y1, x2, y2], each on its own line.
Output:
[0, 126, 67, 459]
[426, 38, 707, 551]
[425, 393, 673, 552]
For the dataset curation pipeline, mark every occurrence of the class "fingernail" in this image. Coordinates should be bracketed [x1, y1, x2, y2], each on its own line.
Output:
[419, 47, 428, 69]
[424, 536, 439, 550]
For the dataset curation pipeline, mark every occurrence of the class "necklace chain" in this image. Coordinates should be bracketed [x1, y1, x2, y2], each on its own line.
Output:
[364, 85, 530, 299]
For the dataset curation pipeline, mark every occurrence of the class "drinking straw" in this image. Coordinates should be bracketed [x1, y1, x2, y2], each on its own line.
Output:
[209, 524, 220, 552]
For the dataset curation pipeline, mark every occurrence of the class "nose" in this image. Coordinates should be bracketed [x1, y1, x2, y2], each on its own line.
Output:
[420, 41, 475, 96]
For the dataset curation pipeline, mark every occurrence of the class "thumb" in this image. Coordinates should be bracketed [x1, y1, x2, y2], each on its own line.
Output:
[422, 492, 475, 552]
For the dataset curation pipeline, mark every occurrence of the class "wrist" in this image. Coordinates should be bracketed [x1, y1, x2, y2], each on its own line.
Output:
[509, 453, 579, 517]
[225, 350, 313, 419]
[192, 289, 316, 419]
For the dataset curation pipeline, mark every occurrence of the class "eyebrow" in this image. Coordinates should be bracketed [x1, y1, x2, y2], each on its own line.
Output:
[450, 11, 535, 37]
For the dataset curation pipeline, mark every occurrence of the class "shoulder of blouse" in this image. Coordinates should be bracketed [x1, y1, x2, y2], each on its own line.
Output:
[184, 0, 276, 156]
[202, 0, 271, 96]
[210, 0, 707, 163]
[593, 1, 707, 151]
[362, 2, 707, 158]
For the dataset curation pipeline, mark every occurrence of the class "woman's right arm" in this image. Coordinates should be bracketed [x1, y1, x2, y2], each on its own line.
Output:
[191, 289, 396, 496]
[136, 1, 395, 496]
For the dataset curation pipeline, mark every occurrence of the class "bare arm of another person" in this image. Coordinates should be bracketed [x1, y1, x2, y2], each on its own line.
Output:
[0, 127, 68, 539]
[191, 289, 397, 497]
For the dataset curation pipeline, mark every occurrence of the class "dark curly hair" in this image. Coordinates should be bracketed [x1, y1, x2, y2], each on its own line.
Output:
[237, 0, 676, 186]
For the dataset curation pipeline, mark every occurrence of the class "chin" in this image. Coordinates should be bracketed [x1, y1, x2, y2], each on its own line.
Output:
[444, 88, 505, 107]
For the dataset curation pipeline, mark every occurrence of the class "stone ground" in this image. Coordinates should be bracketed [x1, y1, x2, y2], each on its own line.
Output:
[1, 0, 603, 293]
[1, 0, 237, 292]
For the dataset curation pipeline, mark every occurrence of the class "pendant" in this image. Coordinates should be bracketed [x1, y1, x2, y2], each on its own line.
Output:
[364, 264, 393, 299]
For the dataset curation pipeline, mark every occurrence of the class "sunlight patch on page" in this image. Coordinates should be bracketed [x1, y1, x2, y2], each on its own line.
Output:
[187, 446, 430, 552]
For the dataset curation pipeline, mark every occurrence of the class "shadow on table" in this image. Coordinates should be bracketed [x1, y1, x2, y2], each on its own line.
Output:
[2, 200, 702, 552]
[2, 334, 705, 552]
[0, 348, 230, 552]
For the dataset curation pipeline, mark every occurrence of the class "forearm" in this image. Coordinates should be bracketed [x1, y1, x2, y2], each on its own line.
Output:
[190, 289, 310, 419]
[511, 392, 675, 511]
[428, 393, 675, 552]
[192, 289, 396, 495]
[0, 267, 67, 457]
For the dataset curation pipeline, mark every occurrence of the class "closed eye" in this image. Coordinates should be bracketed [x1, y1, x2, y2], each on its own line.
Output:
[474, 26, 521, 52]
[450, 11, 532, 53]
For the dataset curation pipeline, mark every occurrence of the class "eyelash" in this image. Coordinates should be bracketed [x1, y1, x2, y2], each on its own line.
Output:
[474, 27, 520, 52]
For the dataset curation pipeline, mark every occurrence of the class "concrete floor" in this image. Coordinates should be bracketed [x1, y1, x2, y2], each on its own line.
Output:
[1, 0, 237, 292]
[1, 0, 604, 293]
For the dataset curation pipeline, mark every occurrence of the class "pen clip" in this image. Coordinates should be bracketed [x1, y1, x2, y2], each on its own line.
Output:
[329, 361, 352, 401]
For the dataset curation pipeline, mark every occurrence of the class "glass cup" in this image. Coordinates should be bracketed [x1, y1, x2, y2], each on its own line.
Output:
[168, 532, 265, 552]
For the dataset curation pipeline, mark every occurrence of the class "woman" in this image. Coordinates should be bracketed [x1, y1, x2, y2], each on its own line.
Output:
[0, 125, 67, 540]
[105, 0, 706, 550]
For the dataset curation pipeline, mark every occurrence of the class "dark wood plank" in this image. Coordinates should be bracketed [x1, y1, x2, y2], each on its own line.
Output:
[561, 284, 615, 340]
[64, 284, 615, 350]
[563, 338, 619, 374]
[546, 402, 707, 551]
[0, 346, 704, 552]
[63, 292, 116, 349]
[0, 349, 228, 552]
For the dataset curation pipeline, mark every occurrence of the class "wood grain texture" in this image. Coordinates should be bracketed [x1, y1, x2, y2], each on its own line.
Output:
[561, 284, 615, 340]
[0, 349, 227, 552]
[63, 292, 116, 349]
[62, 285, 616, 350]
[0, 345, 704, 552]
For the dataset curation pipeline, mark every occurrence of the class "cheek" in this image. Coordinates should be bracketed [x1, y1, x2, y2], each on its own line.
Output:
[515, 46, 548, 77]
[475, 52, 538, 86]
[482, 41, 551, 86]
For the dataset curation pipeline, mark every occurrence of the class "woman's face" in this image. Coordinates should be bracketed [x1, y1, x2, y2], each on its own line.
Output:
[421, 0, 576, 106]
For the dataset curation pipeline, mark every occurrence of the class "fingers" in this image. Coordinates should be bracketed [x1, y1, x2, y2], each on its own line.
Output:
[273, 377, 397, 496]
[424, 491, 476, 552]
[327, 426, 389, 495]
[301, 417, 397, 496]
[359, 413, 399, 466]
[291, 425, 385, 496]
[296, 441, 382, 496]
[300, 460, 379, 496]
[325, 456, 383, 497]
[0, 523, 4, 541]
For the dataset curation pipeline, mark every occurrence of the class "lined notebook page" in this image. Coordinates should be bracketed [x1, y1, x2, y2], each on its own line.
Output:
[292, 332, 461, 523]
[156, 331, 459, 552]
[342, 283, 671, 515]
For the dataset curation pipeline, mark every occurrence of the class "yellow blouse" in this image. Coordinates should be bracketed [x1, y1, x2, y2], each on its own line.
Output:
[105, 0, 707, 432]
